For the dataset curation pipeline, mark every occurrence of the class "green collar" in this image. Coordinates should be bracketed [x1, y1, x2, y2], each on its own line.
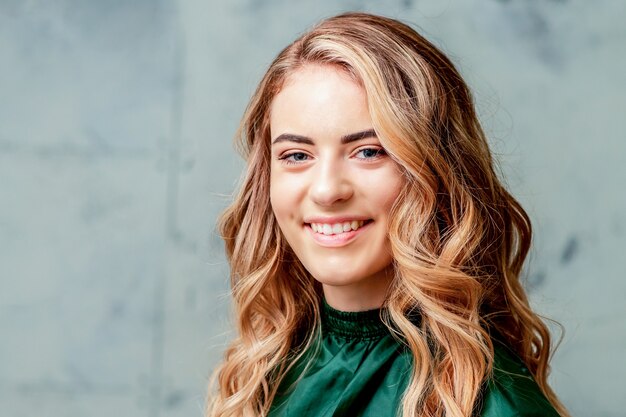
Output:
[321, 299, 390, 340]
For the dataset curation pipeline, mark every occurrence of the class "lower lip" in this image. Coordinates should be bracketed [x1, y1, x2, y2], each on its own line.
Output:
[305, 221, 373, 247]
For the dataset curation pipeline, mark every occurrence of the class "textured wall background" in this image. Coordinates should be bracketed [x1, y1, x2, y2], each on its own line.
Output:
[1, 1, 624, 416]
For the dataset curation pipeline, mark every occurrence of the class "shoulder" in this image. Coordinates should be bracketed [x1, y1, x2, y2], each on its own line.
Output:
[478, 341, 560, 417]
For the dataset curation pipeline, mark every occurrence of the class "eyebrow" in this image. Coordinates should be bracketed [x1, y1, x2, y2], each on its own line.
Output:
[271, 129, 377, 146]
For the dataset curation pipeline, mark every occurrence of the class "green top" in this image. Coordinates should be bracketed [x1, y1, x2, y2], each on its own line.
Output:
[268, 300, 559, 417]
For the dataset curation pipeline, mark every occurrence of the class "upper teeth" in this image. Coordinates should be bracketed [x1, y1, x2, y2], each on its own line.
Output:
[310, 220, 366, 235]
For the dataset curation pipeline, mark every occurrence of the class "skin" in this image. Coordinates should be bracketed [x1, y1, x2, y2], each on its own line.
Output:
[269, 64, 405, 312]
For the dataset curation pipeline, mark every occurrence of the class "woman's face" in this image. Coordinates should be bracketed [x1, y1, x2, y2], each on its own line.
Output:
[269, 64, 404, 312]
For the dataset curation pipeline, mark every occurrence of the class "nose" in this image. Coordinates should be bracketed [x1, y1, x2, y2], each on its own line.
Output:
[309, 157, 353, 207]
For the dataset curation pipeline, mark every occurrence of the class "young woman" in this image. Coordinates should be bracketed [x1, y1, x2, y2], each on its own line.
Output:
[207, 12, 570, 417]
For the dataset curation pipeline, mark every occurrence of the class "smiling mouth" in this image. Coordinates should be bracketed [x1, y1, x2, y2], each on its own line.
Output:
[305, 219, 374, 235]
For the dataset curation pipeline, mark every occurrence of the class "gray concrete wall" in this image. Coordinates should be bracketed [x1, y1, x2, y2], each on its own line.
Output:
[1, 1, 624, 416]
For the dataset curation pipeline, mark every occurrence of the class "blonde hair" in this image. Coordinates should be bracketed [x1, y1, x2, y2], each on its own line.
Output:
[207, 12, 569, 417]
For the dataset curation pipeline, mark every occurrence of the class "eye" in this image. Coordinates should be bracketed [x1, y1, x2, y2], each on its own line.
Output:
[355, 147, 386, 160]
[278, 152, 310, 165]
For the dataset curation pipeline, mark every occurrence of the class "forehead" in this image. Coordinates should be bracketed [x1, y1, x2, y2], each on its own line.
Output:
[269, 64, 372, 137]
[275, 64, 360, 106]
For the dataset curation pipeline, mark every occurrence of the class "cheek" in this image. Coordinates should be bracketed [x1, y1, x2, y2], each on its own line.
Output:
[269, 175, 284, 221]
[269, 170, 300, 224]
[363, 168, 404, 211]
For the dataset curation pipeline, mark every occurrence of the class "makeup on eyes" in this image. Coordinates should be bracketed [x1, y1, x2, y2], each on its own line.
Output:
[277, 146, 387, 165]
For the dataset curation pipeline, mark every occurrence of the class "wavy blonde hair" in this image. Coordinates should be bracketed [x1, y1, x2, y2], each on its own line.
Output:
[207, 12, 569, 417]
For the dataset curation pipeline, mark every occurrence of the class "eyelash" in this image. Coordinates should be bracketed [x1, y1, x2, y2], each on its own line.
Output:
[279, 153, 305, 165]
[278, 148, 387, 166]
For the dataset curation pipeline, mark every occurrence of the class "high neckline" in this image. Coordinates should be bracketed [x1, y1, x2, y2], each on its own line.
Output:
[321, 298, 390, 340]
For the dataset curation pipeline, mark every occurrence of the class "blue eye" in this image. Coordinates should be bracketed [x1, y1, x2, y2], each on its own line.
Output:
[279, 152, 310, 165]
[356, 148, 386, 160]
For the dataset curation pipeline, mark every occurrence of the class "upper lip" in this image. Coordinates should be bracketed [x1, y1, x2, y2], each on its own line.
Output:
[304, 215, 373, 224]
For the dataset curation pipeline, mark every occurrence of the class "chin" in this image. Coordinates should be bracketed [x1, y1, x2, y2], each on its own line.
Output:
[309, 269, 366, 287]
